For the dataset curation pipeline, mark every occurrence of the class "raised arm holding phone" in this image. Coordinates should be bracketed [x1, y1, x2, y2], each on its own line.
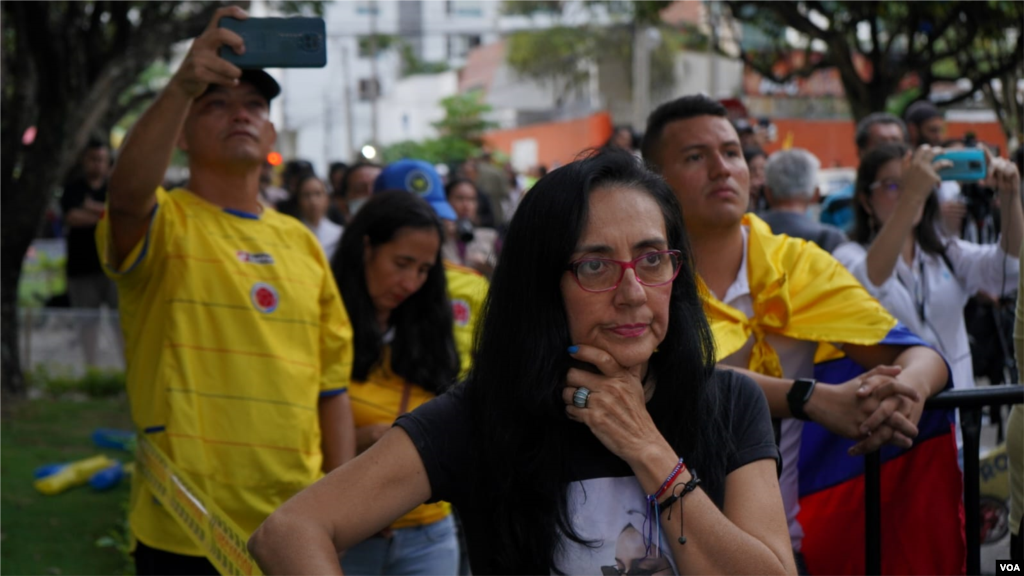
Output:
[99, 8, 355, 573]
[834, 142, 1022, 393]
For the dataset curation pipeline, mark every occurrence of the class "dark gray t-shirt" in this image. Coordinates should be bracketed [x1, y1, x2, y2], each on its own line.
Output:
[396, 369, 778, 575]
[761, 210, 848, 253]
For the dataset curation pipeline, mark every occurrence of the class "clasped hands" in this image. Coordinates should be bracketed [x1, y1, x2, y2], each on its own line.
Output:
[805, 365, 925, 456]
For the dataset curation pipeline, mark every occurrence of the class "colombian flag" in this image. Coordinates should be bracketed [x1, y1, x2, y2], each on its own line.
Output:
[800, 325, 963, 575]
[704, 214, 964, 575]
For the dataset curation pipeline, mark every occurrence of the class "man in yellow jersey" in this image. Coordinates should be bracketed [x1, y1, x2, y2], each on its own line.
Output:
[373, 159, 490, 376]
[96, 7, 356, 574]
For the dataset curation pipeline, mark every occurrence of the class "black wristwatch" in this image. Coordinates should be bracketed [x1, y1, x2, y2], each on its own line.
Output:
[787, 378, 817, 421]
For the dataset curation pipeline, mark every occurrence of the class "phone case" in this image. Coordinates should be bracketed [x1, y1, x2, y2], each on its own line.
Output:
[935, 149, 986, 181]
[218, 17, 326, 68]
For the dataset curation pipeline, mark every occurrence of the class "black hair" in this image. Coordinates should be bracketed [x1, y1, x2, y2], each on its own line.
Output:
[336, 161, 382, 199]
[444, 177, 477, 199]
[904, 100, 942, 127]
[854, 113, 908, 152]
[743, 145, 766, 164]
[852, 143, 946, 256]
[295, 173, 324, 193]
[463, 148, 726, 574]
[604, 125, 637, 150]
[329, 161, 348, 176]
[331, 191, 459, 393]
[85, 136, 108, 152]
[641, 94, 728, 169]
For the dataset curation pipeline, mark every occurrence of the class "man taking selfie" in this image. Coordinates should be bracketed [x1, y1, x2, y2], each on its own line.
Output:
[96, 7, 355, 573]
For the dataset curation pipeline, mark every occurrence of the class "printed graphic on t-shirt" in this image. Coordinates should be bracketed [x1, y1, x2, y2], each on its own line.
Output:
[557, 477, 677, 576]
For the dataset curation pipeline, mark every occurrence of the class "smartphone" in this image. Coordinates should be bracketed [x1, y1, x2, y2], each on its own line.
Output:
[218, 17, 327, 68]
[935, 148, 986, 182]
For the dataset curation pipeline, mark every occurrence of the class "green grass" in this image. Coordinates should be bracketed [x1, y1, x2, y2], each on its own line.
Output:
[1, 397, 134, 576]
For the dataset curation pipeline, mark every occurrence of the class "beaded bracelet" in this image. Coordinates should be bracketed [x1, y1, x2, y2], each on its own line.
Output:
[641, 457, 686, 557]
[654, 457, 686, 500]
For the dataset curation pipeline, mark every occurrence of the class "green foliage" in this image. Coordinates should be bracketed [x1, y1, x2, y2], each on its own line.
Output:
[507, 24, 678, 101]
[18, 251, 66, 308]
[501, 1, 563, 16]
[94, 498, 134, 575]
[29, 365, 127, 399]
[432, 90, 498, 144]
[382, 90, 496, 165]
[506, 26, 592, 90]
[381, 136, 480, 166]
[358, 33, 402, 57]
[397, 43, 450, 77]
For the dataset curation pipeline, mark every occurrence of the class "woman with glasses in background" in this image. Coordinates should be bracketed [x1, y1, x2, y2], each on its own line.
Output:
[249, 149, 794, 575]
[833, 143, 1022, 393]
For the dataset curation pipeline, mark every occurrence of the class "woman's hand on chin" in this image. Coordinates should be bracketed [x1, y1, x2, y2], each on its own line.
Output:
[561, 343, 666, 464]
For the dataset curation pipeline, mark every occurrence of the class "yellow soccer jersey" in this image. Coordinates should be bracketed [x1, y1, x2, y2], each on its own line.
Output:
[349, 347, 450, 529]
[444, 262, 489, 377]
[96, 187, 353, 556]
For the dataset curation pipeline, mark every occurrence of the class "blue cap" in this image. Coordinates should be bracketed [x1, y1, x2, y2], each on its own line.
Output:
[373, 159, 457, 221]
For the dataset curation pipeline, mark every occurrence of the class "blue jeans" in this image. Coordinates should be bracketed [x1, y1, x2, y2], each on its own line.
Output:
[341, 515, 460, 576]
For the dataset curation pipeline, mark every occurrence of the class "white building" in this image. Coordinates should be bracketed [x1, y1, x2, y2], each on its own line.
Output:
[278, 0, 502, 175]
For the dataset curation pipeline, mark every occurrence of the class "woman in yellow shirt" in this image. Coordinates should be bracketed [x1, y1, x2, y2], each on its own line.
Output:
[331, 190, 461, 575]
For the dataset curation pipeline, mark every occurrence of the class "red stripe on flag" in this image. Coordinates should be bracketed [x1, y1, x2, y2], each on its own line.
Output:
[798, 430, 965, 575]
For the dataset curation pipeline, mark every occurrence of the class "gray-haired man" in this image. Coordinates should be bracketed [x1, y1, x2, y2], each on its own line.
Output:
[761, 148, 848, 253]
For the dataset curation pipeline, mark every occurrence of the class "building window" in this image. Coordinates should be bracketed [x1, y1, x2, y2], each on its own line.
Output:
[447, 34, 482, 59]
[446, 0, 483, 17]
[358, 78, 380, 101]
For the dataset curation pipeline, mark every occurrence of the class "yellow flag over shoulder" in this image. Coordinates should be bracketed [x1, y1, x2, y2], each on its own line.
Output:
[701, 214, 896, 377]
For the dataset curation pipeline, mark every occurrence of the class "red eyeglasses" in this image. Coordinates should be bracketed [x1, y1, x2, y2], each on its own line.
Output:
[565, 250, 682, 292]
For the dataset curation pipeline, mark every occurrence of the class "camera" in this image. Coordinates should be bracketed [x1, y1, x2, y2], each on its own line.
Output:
[456, 219, 475, 243]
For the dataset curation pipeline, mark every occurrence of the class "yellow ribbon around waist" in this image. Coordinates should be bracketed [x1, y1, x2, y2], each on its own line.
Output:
[137, 434, 263, 575]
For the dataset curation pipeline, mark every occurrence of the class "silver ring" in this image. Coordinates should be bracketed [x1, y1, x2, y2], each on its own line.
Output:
[573, 387, 591, 409]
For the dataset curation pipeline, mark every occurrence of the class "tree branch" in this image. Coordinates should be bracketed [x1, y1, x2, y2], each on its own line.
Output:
[738, 48, 833, 84]
[939, 40, 1024, 107]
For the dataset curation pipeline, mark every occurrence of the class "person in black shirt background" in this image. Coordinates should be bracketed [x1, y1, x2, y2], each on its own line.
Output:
[61, 137, 119, 365]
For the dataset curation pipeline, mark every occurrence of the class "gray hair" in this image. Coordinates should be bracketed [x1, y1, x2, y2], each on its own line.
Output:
[855, 113, 908, 151]
[765, 148, 820, 202]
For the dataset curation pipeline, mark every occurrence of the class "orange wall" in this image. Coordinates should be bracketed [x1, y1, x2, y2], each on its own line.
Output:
[483, 112, 614, 169]
[765, 119, 1008, 168]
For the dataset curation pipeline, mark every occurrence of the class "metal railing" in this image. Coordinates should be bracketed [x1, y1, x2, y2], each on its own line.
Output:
[864, 386, 1024, 575]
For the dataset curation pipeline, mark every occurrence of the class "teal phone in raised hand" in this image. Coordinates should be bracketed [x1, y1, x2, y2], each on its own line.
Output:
[935, 148, 987, 182]
[218, 17, 327, 68]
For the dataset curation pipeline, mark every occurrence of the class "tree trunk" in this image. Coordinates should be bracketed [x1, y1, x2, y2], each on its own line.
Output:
[1, 249, 28, 397]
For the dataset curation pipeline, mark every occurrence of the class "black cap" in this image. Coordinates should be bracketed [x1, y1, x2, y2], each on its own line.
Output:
[239, 69, 281, 102]
[198, 69, 281, 103]
[904, 100, 941, 125]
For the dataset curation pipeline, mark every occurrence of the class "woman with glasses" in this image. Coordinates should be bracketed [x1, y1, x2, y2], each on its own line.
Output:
[249, 150, 794, 575]
[833, 143, 1022, 392]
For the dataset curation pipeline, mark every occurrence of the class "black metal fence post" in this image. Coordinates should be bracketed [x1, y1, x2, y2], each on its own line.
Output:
[861, 386, 1023, 575]
[961, 408, 983, 576]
